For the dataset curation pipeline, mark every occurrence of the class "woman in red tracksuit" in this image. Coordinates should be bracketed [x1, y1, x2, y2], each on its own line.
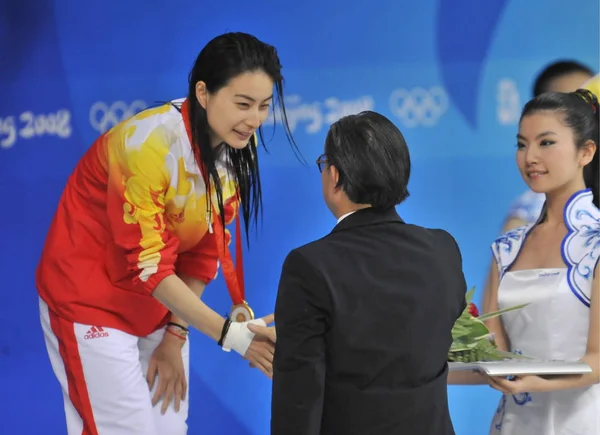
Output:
[36, 32, 297, 435]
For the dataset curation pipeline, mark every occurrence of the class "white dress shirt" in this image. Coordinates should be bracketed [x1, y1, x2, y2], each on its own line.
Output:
[336, 210, 357, 224]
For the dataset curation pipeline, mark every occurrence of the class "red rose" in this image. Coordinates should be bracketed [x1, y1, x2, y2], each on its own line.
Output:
[467, 302, 479, 317]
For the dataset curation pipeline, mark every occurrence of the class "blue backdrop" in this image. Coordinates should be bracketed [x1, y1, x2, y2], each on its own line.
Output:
[1, 0, 598, 433]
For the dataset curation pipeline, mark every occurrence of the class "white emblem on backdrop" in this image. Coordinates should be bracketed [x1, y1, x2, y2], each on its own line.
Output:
[265, 95, 375, 134]
[497, 79, 521, 125]
[0, 110, 72, 149]
[89, 100, 148, 133]
[388, 86, 449, 128]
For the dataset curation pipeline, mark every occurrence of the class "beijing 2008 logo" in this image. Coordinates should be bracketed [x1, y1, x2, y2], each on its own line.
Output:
[89, 100, 148, 133]
[388, 86, 449, 128]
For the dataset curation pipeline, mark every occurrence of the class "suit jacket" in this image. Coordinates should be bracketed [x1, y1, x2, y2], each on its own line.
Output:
[271, 207, 467, 435]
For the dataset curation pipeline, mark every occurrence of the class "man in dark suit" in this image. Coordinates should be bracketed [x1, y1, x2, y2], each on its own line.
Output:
[266, 111, 467, 434]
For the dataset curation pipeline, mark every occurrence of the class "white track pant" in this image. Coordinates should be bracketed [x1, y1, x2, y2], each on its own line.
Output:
[39, 297, 190, 435]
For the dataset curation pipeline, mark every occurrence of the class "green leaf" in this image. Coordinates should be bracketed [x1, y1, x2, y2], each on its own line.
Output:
[448, 284, 531, 362]
[464, 286, 476, 304]
[477, 303, 530, 322]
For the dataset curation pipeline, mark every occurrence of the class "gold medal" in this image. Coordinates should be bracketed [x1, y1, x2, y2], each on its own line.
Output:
[230, 301, 254, 323]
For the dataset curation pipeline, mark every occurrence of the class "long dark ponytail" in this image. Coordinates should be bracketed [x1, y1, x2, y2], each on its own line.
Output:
[186, 32, 302, 245]
[576, 89, 600, 207]
[520, 89, 599, 207]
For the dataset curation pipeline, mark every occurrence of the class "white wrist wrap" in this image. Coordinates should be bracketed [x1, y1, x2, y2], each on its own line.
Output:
[222, 318, 266, 356]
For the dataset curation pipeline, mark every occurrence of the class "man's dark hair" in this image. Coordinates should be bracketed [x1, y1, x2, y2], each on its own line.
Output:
[324, 111, 411, 209]
[532, 60, 594, 97]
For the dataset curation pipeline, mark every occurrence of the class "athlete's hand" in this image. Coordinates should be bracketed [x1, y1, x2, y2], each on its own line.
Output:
[246, 314, 277, 379]
[147, 333, 187, 414]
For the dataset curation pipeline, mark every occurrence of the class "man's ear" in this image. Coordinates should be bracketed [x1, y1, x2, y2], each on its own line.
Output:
[330, 165, 340, 189]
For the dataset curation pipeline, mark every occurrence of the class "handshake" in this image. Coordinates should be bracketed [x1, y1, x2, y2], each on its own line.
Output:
[221, 313, 277, 379]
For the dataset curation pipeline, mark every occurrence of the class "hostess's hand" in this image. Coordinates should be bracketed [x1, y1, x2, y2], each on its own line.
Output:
[487, 374, 548, 394]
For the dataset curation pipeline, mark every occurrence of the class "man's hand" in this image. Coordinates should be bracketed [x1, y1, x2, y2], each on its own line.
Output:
[248, 314, 277, 343]
[246, 314, 277, 378]
[147, 333, 187, 414]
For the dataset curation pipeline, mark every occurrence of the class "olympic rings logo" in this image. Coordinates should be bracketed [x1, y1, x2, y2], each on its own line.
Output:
[388, 86, 448, 128]
[89, 100, 148, 133]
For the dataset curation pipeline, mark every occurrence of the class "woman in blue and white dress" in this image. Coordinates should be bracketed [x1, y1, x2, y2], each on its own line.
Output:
[486, 88, 600, 434]
[449, 86, 600, 434]
[480, 66, 595, 333]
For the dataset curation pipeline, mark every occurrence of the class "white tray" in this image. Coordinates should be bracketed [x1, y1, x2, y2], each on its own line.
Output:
[448, 360, 592, 376]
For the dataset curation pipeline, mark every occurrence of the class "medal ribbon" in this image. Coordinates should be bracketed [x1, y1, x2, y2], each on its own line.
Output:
[181, 99, 245, 306]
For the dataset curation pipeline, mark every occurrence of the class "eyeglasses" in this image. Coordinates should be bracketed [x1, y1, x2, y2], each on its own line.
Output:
[316, 153, 328, 173]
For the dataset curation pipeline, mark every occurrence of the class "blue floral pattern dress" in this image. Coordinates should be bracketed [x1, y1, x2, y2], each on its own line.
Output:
[489, 189, 600, 435]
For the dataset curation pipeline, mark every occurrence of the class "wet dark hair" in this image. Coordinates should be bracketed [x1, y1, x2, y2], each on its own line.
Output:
[533, 60, 594, 97]
[520, 89, 599, 207]
[186, 32, 300, 243]
[324, 111, 411, 209]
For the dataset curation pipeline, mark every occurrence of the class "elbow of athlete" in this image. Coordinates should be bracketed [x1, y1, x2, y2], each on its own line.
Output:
[132, 261, 176, 294]
[128, 246, 178, 293]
